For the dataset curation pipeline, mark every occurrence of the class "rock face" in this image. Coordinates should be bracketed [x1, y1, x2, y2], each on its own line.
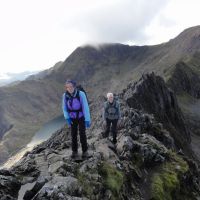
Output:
[123, 72, 191, 152]
[0, 169, 21, 199]
[168, 61, 200, 99]
[0, 73, 200, 200]
[166, 54, 200, 160]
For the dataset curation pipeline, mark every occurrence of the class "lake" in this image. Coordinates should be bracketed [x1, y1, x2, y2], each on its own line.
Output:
[0, 115, 66, 169]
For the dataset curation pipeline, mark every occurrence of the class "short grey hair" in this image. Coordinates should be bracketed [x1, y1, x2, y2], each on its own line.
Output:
[107, 92, 113, 99]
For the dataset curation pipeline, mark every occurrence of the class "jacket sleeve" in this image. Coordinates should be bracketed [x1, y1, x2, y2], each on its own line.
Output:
[80, 91, 91, 122]
[62, 93, 70, 120]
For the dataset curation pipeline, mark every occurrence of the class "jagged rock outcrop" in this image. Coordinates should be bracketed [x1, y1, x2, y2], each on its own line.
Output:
[123, 72, 191, 152]
[0, 73, 200, 200]
[165, 53, 200, 161]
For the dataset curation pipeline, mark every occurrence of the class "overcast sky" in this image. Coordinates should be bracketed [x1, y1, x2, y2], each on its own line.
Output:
[0, 0, 200, 76]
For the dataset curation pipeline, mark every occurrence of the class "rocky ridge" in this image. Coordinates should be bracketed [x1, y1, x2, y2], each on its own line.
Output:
[0, 73, 200, 200]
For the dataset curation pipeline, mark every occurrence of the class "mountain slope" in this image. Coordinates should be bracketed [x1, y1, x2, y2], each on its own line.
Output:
[0, 71, 39, 86]
[167, 52, 200, 160]
[1, 73, 200, 200]
[0, 79, 63, 162]
[0, 25, 200, 164]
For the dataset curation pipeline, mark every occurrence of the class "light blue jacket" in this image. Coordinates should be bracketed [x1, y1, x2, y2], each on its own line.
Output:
[62, 90, 91, 122]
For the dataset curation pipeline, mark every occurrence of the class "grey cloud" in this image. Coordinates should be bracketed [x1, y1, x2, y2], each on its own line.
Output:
[65, 0, 169, 44]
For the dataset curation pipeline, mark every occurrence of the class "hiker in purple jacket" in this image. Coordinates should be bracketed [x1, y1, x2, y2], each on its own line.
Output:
[62, 80, 91, 159]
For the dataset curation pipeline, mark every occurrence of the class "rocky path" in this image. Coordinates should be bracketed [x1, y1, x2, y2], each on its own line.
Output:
[1, 73, 200, 200]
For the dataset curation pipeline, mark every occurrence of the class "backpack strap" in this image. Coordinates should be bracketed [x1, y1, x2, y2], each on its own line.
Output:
[76, 90, 81, 102]
[105, 100, 117, 114]
[75, 90, 82, 118]
[65, 90, 82, 119]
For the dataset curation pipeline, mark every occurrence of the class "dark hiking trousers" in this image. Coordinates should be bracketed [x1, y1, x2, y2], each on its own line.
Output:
[105, 118, 118, 143]
[71, 116, 88, 153]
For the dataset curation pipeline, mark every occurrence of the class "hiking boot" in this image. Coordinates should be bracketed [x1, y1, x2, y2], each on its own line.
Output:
[82, 151, 92, 159]
[71, 151, 78, 159]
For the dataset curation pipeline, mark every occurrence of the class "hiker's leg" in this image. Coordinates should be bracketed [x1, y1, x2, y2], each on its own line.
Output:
[111, 119, 118, 144]
[79, 117, 88, 152]
[71, 118, 78, 152]
[104, 118, 111, 138]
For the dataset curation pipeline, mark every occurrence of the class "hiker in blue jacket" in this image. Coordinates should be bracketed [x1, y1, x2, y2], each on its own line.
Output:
[62, 80, 91, 159]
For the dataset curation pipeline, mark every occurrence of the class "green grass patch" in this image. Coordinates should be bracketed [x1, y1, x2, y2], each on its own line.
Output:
[151, 151, 189, 200]
[77, 172, 94, 197]
[99, 162, 124, 199]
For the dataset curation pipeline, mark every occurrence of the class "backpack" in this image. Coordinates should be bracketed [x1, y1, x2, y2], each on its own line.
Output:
[76, 85, 88, 102]
[105, 100, 118, 116]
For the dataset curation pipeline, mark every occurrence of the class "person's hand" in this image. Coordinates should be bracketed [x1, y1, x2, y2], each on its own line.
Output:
[85, 121, 91, 128]
[66, 118, 72, 127]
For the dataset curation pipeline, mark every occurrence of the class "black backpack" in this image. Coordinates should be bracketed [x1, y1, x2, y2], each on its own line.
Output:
[76, 85, 89, 102]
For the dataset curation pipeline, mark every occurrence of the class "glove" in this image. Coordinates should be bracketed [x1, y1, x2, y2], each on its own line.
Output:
[85, 121, 91, 128]
[66, 118, 72, 127]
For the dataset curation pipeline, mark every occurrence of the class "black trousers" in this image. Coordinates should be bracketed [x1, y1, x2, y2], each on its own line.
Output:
[71, 117, 88, 153]
[105, 118, 118, 143]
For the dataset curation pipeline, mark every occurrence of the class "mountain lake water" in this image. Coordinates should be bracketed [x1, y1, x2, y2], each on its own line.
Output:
[0, 115, 66, 169]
